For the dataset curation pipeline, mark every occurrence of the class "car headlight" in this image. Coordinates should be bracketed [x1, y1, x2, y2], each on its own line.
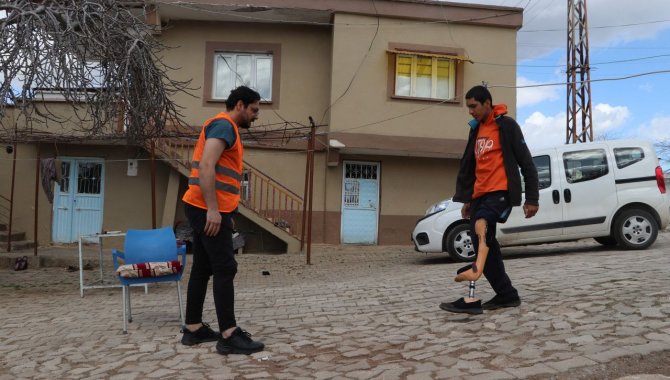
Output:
[425, 199, 451, 215]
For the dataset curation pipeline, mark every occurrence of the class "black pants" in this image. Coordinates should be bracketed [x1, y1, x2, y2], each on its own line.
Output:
[184, 204, 238, 332]
[470, 191, 519, 299]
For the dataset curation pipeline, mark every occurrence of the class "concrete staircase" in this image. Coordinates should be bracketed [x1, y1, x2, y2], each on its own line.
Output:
[0, 223, 35, 252]
[151, 135, 303, 253]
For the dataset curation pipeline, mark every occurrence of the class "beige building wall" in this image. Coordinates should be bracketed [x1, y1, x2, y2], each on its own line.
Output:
[159, 21, 333, 130]
[314, 13, 519, 245]
[329, 13, 518, 137]
[0, 143, 174, 243]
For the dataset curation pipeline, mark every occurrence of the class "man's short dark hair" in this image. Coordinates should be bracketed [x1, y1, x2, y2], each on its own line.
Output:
[225, 86, 261, 110]
[465, 85, 493, 105]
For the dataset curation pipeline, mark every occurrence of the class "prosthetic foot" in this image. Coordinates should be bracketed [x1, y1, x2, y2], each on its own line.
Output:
[454, 218, 489, 283]
[454, 264, 478, 303]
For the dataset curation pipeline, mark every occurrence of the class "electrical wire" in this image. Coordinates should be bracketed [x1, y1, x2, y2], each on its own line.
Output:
[318, 0, 380, 125]
[488, 69, 670, 88]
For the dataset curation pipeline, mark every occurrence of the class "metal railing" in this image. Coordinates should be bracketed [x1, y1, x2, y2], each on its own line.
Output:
[240, 161, 303, 237]
[0, 194, 12, 251]
[0, 194, 10, 227]
[151, 134, 304, 240]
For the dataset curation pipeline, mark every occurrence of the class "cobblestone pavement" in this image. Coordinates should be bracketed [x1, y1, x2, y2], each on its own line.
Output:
[2, 232, 670, 379]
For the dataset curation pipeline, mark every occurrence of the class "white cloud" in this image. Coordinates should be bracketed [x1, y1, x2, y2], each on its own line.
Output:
[520, 103, 631, 150]
[639, 83, 654, 93]
[592, 103, 630, 133]
[635, 116, 670, 142]
[516, 77, 560, 108]
[520, 111, 566, 151]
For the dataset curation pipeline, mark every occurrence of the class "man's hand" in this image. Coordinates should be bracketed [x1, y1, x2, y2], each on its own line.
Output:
[523, 203, 539, 218]
[461, 202, 471, 219]
[204, 209, 222, 236]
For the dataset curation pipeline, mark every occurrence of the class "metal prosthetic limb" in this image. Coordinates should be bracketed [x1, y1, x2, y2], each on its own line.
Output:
[456, 264, 477, 300]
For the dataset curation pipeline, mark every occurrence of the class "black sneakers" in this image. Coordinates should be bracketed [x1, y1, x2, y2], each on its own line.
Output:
[181, 323, 220, 346]
[216, 327, 265, 355]
[482, 294, 521, 310]
[439, 297, 483, 315]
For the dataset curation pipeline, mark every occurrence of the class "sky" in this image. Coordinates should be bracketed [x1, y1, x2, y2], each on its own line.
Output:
[448, 0, 670, 166]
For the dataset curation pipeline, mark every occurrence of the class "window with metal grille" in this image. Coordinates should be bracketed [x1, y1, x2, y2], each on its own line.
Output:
[77, 163, 102, 194]
[345, 163, 378, 180]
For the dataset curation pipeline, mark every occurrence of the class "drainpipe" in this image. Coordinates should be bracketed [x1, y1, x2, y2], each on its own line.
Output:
[7, 142, 17, 252]
[34, 142, 40, 256]
[150, 140, 157, 229]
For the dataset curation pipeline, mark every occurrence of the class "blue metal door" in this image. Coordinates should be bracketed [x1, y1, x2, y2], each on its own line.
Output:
[52, 158, 105, 242]
[341, 161, 379, 244]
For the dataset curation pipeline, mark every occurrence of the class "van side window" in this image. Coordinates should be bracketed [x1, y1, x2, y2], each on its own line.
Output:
[521, 155, 551, 192]
[563, 149, 608, 184]
[614, 147, 645, 169]
[534, 155, 551, 190]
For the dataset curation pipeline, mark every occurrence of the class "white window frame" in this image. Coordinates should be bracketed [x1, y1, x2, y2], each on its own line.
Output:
[394, 54, 456, 100]
[212, 52, 273, 101]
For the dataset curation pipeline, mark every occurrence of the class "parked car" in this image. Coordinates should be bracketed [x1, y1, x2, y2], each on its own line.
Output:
[412, 139, 670, 261]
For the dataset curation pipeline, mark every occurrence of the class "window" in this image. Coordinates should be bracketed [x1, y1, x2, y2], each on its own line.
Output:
[521, 155, 551, 192]
[394, 54, 456, 100]
[213, 53, 273, 101]
[77, 162, 102, 194]
[204, 42, 281, 106]
[614, 147, 645, 169]
[563, 149, 608, 184]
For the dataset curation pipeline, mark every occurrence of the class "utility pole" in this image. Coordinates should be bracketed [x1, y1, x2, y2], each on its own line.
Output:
[566, 0, 593, 143]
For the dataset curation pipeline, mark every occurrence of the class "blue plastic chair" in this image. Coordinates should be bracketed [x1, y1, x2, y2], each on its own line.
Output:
[112, 227, 187, 334]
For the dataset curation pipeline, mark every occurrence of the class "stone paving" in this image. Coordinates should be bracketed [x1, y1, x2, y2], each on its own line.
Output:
[2, 232, 670, 379]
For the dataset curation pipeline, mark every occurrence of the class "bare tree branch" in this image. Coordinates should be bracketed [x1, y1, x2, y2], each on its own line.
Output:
[0, 0, 194, 144]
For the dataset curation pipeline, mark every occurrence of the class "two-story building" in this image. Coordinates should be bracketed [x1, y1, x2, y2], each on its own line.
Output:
[0, 0, 523, 252]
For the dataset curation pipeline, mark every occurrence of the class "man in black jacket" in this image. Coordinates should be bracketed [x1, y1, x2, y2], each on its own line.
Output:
[440, 85, 539, 315]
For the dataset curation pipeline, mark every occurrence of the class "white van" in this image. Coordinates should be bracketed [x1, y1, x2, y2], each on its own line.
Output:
[412, 139, 670, 261]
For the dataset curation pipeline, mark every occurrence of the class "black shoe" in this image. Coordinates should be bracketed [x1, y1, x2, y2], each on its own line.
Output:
[482, 294, 521, 310]
[216, 327, 265, 355]
[181, 323, 220, 346]
[439, 297, 483, 315]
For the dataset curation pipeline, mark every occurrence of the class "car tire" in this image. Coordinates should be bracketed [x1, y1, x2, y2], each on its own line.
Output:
[613, 209, 658, 250]
[593, 236, 617, 246]
[445, 223, 475, 262]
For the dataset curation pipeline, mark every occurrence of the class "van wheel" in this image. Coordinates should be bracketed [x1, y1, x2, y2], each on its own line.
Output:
[594, 236, 617, 246]
[445, 224, 475, 262]
[613, 209, 658, 250]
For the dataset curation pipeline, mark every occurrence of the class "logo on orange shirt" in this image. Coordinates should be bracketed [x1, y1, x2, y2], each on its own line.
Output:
[475, 137, 494, 159]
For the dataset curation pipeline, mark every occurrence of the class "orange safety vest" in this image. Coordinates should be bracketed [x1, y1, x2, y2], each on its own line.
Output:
[182, 112, 244, 213]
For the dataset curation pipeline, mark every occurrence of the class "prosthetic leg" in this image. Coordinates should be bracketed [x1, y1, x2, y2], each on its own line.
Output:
[439, 263, 482, 314]
[456, 264, 477, 302]
[440, 217, 491, 314]
[455, 218, 489, 283]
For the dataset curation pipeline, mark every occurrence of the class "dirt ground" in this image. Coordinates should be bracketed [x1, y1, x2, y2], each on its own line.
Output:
[528, 350, 670, 379]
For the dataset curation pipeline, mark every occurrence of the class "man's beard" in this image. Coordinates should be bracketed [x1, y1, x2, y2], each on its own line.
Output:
[238, 120, 251, 129]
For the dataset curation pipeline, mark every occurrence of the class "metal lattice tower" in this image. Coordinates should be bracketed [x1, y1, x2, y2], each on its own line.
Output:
[566, 0, 593, 143]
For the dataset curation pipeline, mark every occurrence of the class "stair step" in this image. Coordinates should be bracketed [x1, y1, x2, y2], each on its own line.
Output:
[0, 240, 35, 252]
[0, 231, 25, 242]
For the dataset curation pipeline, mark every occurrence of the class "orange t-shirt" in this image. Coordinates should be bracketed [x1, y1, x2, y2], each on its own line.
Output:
[472, 109, 508, 199]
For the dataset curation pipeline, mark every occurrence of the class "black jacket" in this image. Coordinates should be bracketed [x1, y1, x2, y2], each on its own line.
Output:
[453, 115, 539, 207]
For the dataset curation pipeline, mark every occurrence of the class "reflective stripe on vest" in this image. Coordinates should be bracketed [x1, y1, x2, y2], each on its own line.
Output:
[191, 161, 243, 181]
[187, 177, 240, 195]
